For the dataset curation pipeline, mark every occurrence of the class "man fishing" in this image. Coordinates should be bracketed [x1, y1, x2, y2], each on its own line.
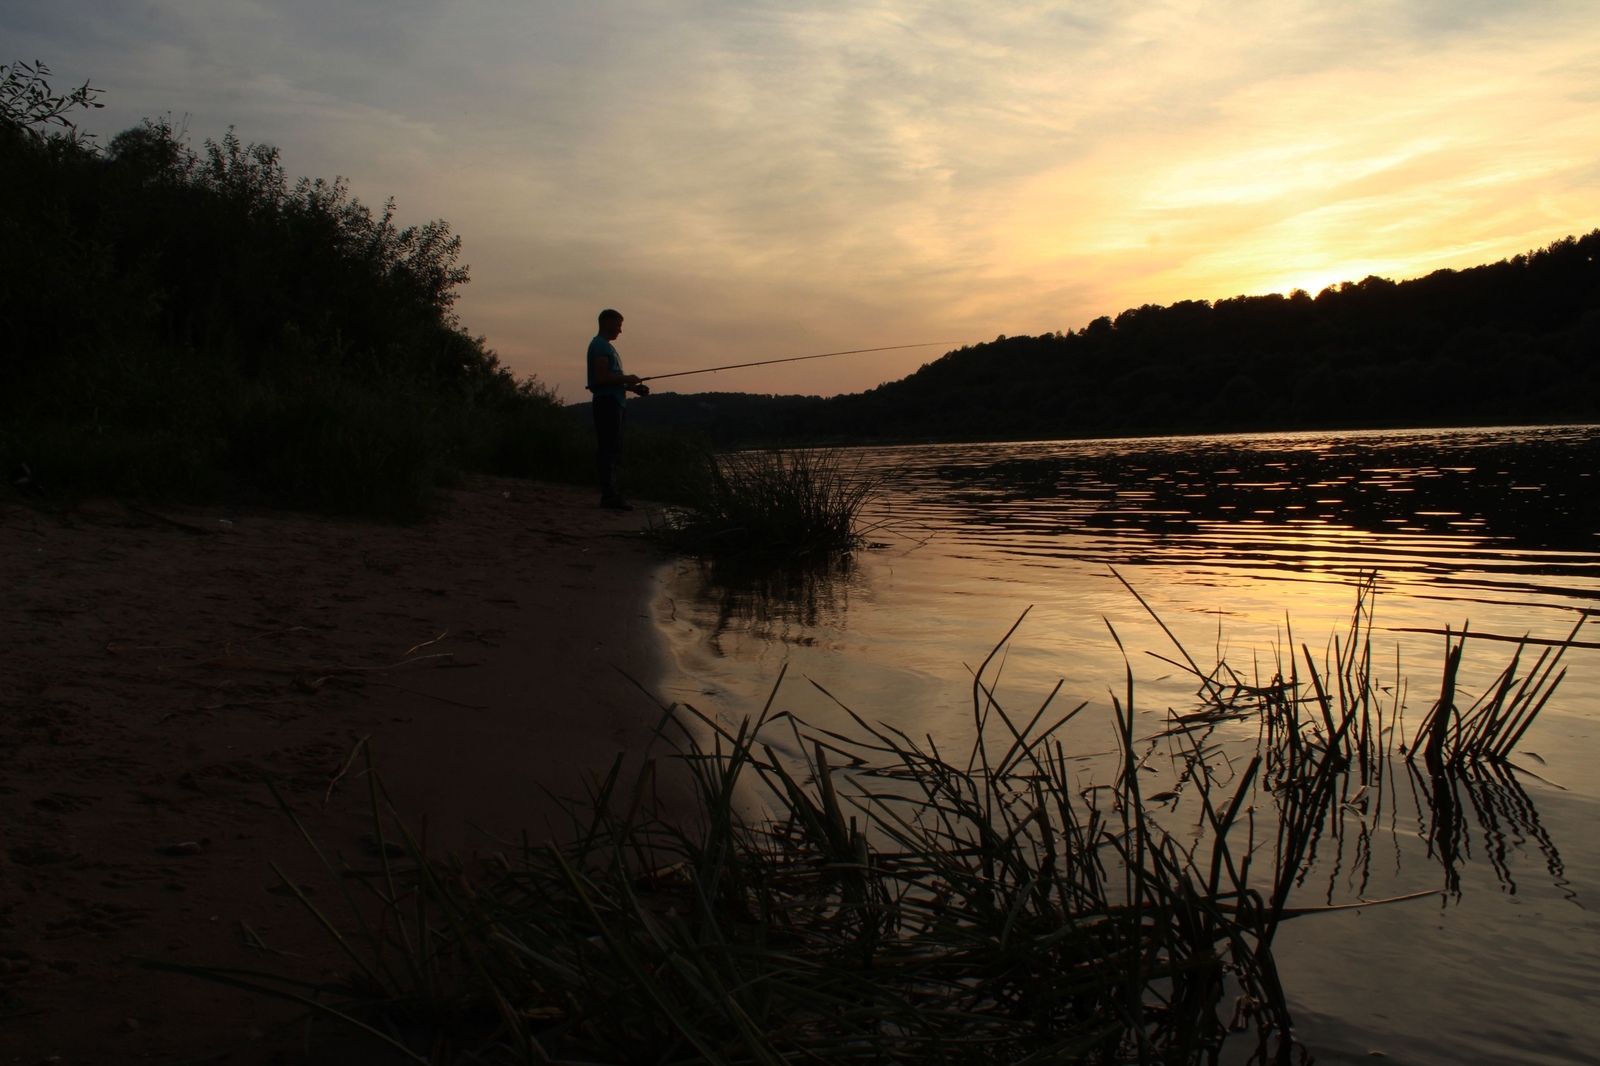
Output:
[585, 329, 948, 509]
[586, 308, 649, 511]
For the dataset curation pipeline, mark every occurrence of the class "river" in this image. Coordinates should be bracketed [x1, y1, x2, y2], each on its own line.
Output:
[655, 424, 1600, 1065]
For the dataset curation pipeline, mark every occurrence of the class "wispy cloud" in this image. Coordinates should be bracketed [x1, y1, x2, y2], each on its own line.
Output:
[8, 0, 1600, 396]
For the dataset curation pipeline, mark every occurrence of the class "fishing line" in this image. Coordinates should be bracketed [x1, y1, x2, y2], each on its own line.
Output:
[637, 341, 956, 383]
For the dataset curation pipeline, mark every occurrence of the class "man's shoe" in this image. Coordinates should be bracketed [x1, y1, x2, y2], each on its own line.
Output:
[600, 497, 634, 511]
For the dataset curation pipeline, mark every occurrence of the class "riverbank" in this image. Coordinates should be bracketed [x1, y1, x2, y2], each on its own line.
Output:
[1, 477, 681, 1062]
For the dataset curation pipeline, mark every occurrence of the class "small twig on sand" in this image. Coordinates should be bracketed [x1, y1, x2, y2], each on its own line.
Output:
[325, 734, 371, 806]
[240, 919, 300, 958]
[204, 646, 457, 674]
[403, 631, 448, 657]
[124, 505, 216, 536]
[364, 678, 488, 710]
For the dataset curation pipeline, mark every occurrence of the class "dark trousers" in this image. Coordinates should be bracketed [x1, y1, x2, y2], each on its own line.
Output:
[592, 396, 624, 501]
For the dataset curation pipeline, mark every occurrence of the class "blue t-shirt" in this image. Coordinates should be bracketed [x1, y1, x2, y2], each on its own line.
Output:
[586, 335, 626, 404]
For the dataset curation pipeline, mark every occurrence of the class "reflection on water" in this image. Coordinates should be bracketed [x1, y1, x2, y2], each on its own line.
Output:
[861, 424, 1600, 608]
[1407, 757, 1570, 902]
[675, 553, 861, 654]
[1125, 575, 1577, 916]
[657, 425, 1600, 1066]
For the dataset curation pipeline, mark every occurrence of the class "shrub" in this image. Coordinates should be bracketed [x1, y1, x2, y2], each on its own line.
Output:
[651, 448, 881, 558]
[0, 71, 610, 514]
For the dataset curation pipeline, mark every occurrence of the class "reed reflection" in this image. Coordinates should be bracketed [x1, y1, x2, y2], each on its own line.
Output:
[1136, 574, 1575, 913]
[1397, 618, 1582, 900]
[1406, 759, 1570, 902]
[686, 552, 861, 655]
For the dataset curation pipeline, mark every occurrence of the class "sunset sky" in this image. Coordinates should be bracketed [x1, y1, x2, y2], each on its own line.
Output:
[9, 1, 1600, 398]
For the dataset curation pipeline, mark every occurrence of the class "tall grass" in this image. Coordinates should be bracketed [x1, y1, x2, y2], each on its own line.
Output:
[150, 671, 1297, 1064]
[652, 448, 882, 558]
[146, 578, 1576, 1063]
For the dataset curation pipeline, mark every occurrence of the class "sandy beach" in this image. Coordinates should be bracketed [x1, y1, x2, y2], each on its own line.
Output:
[1, 477, 682, 1063]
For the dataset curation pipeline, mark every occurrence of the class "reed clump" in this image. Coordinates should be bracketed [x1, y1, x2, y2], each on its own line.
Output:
[651, 448, 882, 558]
[1407, 618, 1579, 770]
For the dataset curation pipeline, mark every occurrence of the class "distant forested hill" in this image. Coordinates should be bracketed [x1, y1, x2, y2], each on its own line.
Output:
[616, 232, 1600, 444]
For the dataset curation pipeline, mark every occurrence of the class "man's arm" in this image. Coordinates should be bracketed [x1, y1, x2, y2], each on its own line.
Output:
[589, 353, 649, 394]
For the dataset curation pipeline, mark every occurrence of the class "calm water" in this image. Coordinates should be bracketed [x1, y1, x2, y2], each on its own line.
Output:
[654, 424, 1600, 1065]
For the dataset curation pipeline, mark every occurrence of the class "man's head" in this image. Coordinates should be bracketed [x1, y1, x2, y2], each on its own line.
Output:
[598, 308, 624, 340]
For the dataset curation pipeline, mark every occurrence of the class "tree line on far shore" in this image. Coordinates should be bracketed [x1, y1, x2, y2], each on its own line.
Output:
[619, 231, 1600, 445]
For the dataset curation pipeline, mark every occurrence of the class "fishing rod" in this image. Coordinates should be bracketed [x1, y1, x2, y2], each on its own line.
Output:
[637, 341, 956, 383]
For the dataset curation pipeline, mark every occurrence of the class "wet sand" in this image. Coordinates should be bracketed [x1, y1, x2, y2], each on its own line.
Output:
[0, 477, 680, 1062]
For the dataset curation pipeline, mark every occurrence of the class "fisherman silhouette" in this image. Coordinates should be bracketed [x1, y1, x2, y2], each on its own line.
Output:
[586, 309, 649, 511]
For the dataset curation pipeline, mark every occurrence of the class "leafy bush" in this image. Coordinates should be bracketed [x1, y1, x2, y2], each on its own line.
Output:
[0, 59, 102, 142]
[0, 67, 627, 515]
